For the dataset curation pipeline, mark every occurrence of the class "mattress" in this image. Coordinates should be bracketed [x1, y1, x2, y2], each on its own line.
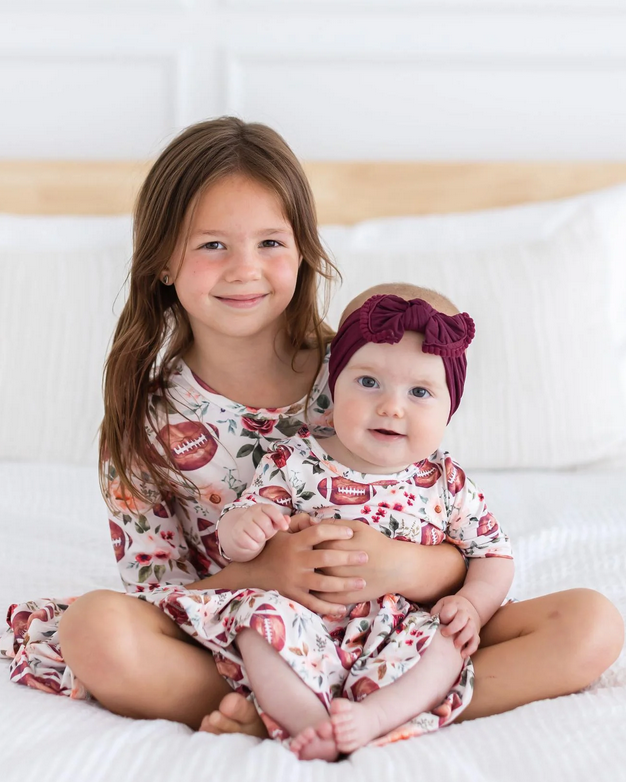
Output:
[0, 462, 625, 782]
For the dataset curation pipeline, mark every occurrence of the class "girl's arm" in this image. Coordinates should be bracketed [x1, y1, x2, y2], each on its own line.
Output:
[312, 519, 467, 605]
[104, 468, 203, 593]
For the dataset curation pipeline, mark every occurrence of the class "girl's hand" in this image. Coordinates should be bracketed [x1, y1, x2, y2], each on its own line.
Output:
[219, 505, 290, 562]
[314, 519, 467, 605]
[431, 594, 481, 658]
[288, 512, 318, 533]
[312, 519, 400, 604]
[237, 520, 368, 617]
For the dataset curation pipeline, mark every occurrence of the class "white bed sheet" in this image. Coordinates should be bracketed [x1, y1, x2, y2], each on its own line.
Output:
[0, 462, 625, 782]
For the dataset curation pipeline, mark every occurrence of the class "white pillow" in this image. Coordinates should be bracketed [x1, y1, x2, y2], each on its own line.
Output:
[0, 216, 131, 465]
[324, 207, 626, 470]
[320, 182, 626, 387]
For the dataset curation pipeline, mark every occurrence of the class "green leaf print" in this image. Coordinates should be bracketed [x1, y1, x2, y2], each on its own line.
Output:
[237, 443, 255, 458]
[134, 515, 150, 534]
[389, 516, 399, 533]
[122, 514, 132, 526]
[299, 491, 315, 501]
[252, 443, 266, 468]
[316, 394, 330, 411]
[154, 564, 166, 582]
[138, 565, 153, 583]
[274, 419, 303, 437]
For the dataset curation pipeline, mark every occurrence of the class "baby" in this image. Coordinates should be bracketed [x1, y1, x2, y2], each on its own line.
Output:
[213, 283, 514, 760]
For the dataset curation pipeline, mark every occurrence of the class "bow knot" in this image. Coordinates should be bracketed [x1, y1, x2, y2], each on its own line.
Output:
[360, 295, 475, 356]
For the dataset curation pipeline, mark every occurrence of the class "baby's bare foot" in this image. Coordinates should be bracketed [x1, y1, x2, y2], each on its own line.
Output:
[290, 721, 338, 762]
[330, 698, 381, 753]
[199, 692, 267, 737]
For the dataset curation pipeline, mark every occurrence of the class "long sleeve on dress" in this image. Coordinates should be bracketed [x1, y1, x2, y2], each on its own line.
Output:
[104, 460, 201, 593]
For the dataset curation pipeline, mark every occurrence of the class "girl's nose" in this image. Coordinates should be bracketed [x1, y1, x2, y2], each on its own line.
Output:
[224, 250, 262, 282]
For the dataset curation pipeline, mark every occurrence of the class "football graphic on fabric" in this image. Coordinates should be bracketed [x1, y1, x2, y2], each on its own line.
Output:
[258, 486, 294, 509]
[476, 512, 497, 537]
[215, 657, 244, 682]
[444, 458, 466, 495]
[109, 520, 131, 563]
[159, 421, 218, 471]
[412, 460, 442, 488]
[420, 523, 446, 546]
[350, 676, 380, 701]
[317, 477, 374, 505]
[249, 604, 287, 651]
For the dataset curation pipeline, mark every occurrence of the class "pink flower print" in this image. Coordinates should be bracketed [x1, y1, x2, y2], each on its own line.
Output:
[242, 416, 275, 436]
[160, 530, 174, 542]
[393, 502, 404, 512]
[154, 549, 172, 561]
[135, 553, 152, 564]
[378, 502, 390, 509]
[424, 495, 447, 526]
[362, 505, 371, 514]
[108, 476, 153, 515]
[198, 483, 237, 514]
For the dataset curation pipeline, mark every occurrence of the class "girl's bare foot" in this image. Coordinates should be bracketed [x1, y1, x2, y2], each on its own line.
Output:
[290, 720, 339, 761]
[199, 692, 268, 737]
[330, 698, 382, 753]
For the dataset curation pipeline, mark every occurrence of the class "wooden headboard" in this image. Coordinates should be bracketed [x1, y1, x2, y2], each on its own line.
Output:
[2, 161, 626, 223]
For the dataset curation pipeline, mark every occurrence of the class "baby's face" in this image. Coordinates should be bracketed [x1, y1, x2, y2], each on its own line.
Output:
[332, 332, 451, 473]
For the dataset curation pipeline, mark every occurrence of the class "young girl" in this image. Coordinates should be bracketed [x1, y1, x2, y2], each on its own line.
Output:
[2, 117, 622, 745]
[179, 284, 514, 760]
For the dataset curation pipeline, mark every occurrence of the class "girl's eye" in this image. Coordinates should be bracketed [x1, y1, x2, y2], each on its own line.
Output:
[260, 239, 282, 248]
[201, 241, 225, 250]
[357, 376, 378, 389]
[410, 387, 431, 399]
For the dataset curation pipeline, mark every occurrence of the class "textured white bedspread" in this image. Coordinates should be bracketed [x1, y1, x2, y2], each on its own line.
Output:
[0, 463, 624, 782]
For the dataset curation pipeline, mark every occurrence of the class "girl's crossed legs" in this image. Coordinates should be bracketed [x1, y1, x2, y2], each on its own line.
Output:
[58, 587, 623, 741]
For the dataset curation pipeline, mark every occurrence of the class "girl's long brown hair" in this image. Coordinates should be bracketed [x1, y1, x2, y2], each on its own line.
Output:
[99, 117, 339, 507]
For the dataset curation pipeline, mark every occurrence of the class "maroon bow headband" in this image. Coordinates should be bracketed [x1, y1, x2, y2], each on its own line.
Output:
[328, 294, 476, 420]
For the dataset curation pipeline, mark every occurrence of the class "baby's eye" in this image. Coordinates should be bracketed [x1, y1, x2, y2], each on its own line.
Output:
[200, 241, 225, 251]
[357, 376, 379, 389]
[410, 387, 431, 399]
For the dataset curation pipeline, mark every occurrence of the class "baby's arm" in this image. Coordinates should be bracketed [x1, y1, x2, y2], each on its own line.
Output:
[218, 504, 291, 562]
[432, 558, 514, 657]
[433, 459, 514, 656]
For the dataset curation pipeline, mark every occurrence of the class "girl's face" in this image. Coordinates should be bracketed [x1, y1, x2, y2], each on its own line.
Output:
[331, 332, 451, 473]
[169, 174, 301, 341]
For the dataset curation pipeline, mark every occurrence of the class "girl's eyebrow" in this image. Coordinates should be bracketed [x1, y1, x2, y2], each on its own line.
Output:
[194, 228, 292, 237]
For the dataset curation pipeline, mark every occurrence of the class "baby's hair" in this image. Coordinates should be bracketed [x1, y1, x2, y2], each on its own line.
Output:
[339, 282, 460, 328]
[100, 116, 339, 506]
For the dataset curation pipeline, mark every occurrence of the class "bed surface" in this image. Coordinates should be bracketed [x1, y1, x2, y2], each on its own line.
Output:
[1, 462, 624, 782]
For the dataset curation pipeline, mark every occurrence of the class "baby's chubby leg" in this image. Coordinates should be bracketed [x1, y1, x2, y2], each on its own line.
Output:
[236, 629, 338, 761]
[331, 629, 463, 753]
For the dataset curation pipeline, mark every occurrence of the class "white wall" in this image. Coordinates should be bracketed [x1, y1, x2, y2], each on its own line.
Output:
[1, 1, 626, 160]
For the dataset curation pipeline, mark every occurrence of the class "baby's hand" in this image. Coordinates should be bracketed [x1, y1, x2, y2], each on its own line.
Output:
[431, 594, 481, 659]
[220, 505, 290, 561]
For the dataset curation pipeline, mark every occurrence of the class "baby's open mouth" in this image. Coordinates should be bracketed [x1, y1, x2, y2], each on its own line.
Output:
[372, 429, 405, 437]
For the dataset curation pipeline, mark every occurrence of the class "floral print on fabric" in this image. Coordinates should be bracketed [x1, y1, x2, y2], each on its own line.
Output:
[1, 350, 333, 694]
[140, 428, 509, 745]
